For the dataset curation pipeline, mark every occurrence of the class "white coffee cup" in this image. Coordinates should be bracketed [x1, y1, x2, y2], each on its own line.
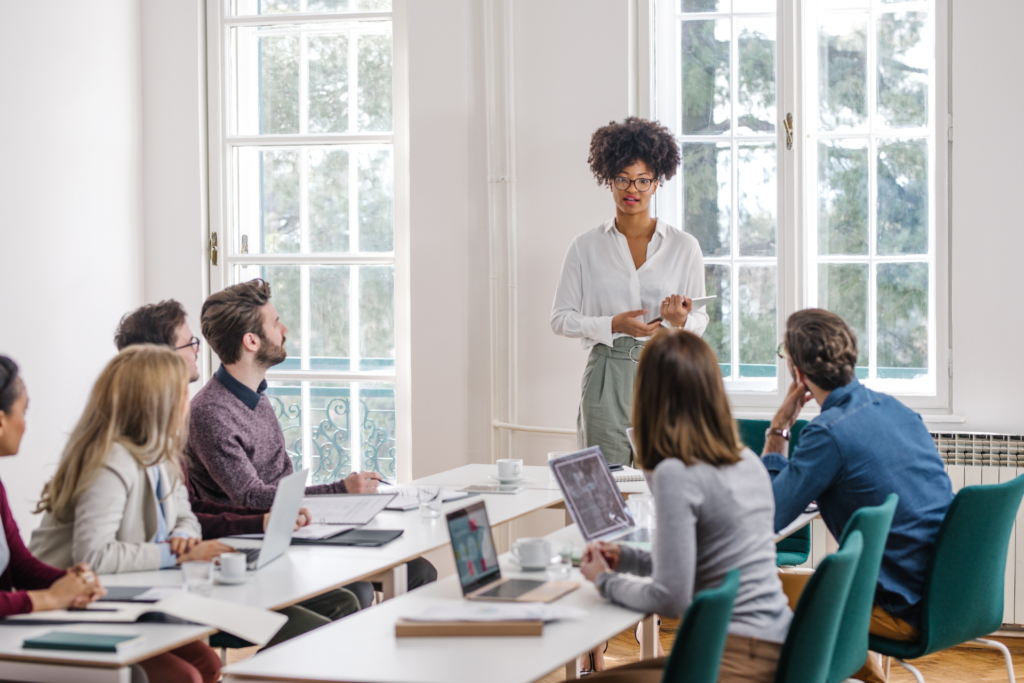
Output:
[216, 552, 247, 581]
[511, 538, 551, 569]
[496, 458, 523, 480]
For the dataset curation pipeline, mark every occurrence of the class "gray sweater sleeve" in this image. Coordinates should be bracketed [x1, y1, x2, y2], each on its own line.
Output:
[595, 459, 697, 618]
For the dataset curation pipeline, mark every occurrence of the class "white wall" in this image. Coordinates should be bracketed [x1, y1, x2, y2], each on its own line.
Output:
[0, 1, 144, 534]
[949, 0, 1024, 433]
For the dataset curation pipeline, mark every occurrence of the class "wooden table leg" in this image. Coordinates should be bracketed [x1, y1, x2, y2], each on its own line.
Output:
[640, 614, 657, 660]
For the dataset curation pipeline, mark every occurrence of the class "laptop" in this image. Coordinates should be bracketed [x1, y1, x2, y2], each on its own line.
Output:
[446, 501, 578, 602]
[230, 468, 308, 570]
[549, 447, 652, 545]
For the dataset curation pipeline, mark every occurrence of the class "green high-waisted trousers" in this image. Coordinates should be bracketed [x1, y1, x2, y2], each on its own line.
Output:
[577, 336, 645, 466]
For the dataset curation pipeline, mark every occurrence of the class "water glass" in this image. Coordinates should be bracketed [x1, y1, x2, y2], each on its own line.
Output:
[627, 493, 656, 529]
[418, 486, 443, 519]
[181, 561, 214, 597]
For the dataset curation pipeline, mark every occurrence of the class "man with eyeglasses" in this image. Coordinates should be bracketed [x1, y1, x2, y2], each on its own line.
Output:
[763, 308, 953, 683]
[115, 300, 202, 382]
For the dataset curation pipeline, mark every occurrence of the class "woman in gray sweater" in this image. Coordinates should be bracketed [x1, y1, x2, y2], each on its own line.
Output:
[580, 329, 792, 683]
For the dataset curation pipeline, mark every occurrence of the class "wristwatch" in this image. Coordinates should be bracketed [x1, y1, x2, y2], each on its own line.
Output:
[765, 427, 791, 441]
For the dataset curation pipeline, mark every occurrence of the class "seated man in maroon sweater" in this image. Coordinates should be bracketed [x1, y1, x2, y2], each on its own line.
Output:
[181, 281, 436, 599]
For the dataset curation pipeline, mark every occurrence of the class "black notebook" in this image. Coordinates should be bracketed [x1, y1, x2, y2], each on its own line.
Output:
[290, 528, 403, 547]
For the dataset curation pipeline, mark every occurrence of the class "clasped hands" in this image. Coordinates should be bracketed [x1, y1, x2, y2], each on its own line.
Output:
[611, 295, 692, 337]
[579, 541, 622, 582]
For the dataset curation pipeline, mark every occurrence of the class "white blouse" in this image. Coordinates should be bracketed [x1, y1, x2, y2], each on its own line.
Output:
[550, 218, 709, 350]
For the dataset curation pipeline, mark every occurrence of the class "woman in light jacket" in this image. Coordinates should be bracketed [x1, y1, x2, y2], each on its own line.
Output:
[30, 345, 226, 683]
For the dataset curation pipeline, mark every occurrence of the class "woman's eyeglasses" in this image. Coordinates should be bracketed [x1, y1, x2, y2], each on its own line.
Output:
[176, 337, 201, 353]
[612, 177, 655, 192]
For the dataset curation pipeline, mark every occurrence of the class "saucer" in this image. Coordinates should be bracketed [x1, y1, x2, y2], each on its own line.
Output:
[488, 475, 526, 485]
[215, 573, 247, 585]
[507, 557, 553, 572]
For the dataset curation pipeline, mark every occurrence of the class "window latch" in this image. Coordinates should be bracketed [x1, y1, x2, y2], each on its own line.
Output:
[783, 113, 794, 150]
[209, 232, 218, 266]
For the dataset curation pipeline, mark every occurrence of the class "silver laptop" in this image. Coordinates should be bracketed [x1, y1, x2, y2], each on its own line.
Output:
[233, 468, 308, 570]
[549, 447, 652, 545]
[446, 501, 578, 602]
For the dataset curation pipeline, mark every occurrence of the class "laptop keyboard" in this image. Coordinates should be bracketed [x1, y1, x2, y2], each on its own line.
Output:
[239, 547, 260, 564]
[478, 579, 545, 599]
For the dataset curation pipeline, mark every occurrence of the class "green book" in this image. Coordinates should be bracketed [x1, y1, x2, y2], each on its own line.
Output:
[23, 631, 143, 653]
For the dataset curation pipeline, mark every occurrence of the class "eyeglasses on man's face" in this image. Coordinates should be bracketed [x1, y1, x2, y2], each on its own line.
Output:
[612, 177, 655, 192]
[776, 342, 788, 361]
[176, 337, 201, 353]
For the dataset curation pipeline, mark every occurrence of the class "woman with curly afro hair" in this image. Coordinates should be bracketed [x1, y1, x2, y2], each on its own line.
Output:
[551, 117, 709, 469]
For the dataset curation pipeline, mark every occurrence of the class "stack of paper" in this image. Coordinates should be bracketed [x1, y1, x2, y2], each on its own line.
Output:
[379, 486, 470, 511]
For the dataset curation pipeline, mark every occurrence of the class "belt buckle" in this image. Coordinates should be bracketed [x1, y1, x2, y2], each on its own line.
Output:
[628, 344, 643, 364]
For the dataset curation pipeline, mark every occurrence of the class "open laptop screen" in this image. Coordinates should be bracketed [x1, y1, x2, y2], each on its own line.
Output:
[550, 447, 634, 542]
[447, 501, 501, 595]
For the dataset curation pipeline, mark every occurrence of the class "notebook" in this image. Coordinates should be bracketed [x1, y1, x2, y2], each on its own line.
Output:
[23, 631, 143, 653]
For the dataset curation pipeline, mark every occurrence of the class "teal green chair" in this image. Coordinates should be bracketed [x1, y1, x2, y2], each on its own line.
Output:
[827, 494, 899, 683]
[775, 531, 863, 683]
[661, 569, 740, 683]
[869, 476, 1024, 683]
[736, 418, 810, 566]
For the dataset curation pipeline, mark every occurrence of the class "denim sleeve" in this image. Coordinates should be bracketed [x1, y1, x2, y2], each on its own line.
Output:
[763, 424, 842, 532]
[158, 543, 177, 569]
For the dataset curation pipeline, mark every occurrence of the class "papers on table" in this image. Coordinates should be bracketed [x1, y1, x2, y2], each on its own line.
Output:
[403, 603, 587, 623]
[7, 593, 287, 646]
[300, 493, 396, 525]
[291, 523, 357, 540]
[379, 485, 470, 511]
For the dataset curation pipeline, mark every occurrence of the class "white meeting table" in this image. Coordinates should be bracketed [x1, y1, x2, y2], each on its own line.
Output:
[0, 623, 213, 683]
[223, 525, 652, 683]
[414, 463, 650, 496]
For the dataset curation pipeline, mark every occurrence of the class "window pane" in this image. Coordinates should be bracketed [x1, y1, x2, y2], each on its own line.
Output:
[234, 0, 392, 15]
[877, 263, 928, 378]
[260, 34, 300, 134]
[360, 266, 395, 365]
[877, 12, 929, 129]
[236, 264, 302, 360]
[818, 14, 868, 131]
[738, 266, 777, 378]
[818, 263, 869, 371]
[704, 264, 731, 376]
[310, 266, 350, 365]
[308, 33, 349, 134]
[683, 142, 731, 257]
[877, 138, 928, 255]
[681, 0, 729, 12]
[737, 142, 776, 257]
[358, 147, 394, 251]
[236, 148, 301, 254]
[358, 381, 396, 478]
[309, 149, 350, 252]
[309, 382, 353, 484]
[734, 0, 774, 11]
[266, 381, 302, 472]
[358, 29, 393, 132]
[818, 139, 868, 255]
[737, 18, 776, 135]
[681, 19, 731, 135]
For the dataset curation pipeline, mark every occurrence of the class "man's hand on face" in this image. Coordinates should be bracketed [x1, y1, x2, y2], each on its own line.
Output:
[773, 379, 813, 432]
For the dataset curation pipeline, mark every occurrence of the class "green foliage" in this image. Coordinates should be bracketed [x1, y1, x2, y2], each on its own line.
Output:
[818, 141, 869, 255]
[703, 265, 731, 364]
[681, 20, 730, 135]
[738, 23, 776, 134]
[358, 32, 392, 132]
[738, 266, 777, 371]
[310, 266, 351, 359]
[877, 138, 928, 255]
[309, 34, 349, 134]
[877, 263, 928, 369]
[261, 150, 301, 253]
[818, 263, 869, 367]
[360, 267, 395, 362]
[263, 266, 303, 359]
[877, 12, 928, 128]
[683, 142, 730, 258]
[260, 35, 299, 134]
[737, 143, 776, 257]
[309, 149, 350, 252]
[819, 17, 867, 131]
[359, 148, 394, 252]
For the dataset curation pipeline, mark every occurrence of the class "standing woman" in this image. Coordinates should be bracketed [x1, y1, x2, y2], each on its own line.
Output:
[551, 117, 709, 466]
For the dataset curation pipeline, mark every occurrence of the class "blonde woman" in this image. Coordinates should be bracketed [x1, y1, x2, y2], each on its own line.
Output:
[29, 345, 225, 683]
[580, 330, 792, 683]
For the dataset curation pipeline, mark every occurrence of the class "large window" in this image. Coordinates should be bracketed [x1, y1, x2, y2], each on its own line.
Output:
[209, 0, 399, 482]
[654, 0, 946, 405]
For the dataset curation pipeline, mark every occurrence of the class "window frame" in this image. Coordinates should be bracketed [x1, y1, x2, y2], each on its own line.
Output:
[649, 0, 950, 412]
[205, 0, 412, 481]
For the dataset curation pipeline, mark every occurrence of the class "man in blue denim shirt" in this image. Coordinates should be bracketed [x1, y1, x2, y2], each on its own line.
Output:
[762, 309, 953, 683]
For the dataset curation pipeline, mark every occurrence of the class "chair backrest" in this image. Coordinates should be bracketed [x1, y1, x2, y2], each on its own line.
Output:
[775, 531, 863, 683]
[661, 569, 741, 683]
[827, 494, 899, 683]
[914, 474, 1024, 654]
[737, 418, 811, 564]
